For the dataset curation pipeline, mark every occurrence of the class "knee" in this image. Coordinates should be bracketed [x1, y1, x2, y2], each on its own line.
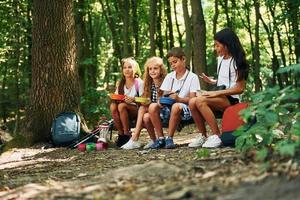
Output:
[117, 103, 127, 113]
[171, 103, 182, 115]
[197, 96, 207, 108]
[148, 103, 159, 114]
[143, 113, 151, 124]
[189, 97, 197, 110]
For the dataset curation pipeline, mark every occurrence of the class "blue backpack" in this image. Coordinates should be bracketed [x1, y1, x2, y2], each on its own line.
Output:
[51, 112, 81, 146]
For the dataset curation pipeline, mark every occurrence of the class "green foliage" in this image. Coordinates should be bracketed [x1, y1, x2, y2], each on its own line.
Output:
[195, 148, 210, 158]
[80, 87, 111, 126]
[235, 66, 300, 159]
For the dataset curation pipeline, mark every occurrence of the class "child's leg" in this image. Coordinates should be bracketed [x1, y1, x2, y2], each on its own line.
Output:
[110, 102, 123, 134]
[148, 103, 164, 138]
[118, 103, 138, 135]
[196, 95, 230, 135]
[167, 103, 183, 138]
[131, 106, 147, 141]
[143, 113, 156, 141]
[189, 97, 207, 137]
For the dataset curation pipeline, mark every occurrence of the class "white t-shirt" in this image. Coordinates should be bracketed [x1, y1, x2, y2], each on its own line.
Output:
[160, 70, 200, 99]
[217, 56, 239, 99]
[116, 78, 144, 97]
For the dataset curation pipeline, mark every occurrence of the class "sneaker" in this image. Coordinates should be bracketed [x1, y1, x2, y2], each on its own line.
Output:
[202, 135, 222, 148]
[116, 134, 131, 147]
[165, 137, 176, 149]
[188, 134, 206, 148]
[143, 140, 154, 149]
[121, 139, 141, 150]
[150, 138, 166, 149]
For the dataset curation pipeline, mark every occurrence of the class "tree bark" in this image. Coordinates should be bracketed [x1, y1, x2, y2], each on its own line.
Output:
[191, 0, 206, 86]
[157, 0, 164, 57]
[182, 0, 192, 67]
[173, 0, 183, 48]
[254, 0, 261, 92]
[286, 0, 300, 62]
[122, 0, 131, 57]
[27, 0, 81, 142]
[131, 0, 139, 57]
[150, 0, 157, 56]
[165, 0, 174, 48]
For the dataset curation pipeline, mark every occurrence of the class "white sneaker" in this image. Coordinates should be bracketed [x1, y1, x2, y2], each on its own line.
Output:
[121, 139, 141, 150]
[143, 140, 154, 149]
[188, 134, 206, 148]
[202, 135, 222, 148]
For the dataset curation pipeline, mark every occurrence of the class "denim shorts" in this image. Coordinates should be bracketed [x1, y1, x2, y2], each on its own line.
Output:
[160, 103, 192, 124]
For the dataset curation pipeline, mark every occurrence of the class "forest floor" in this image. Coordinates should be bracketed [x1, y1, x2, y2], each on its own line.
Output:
[0, 125, 300, 200]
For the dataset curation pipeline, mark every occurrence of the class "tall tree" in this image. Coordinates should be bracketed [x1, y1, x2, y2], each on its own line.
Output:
[165, 0, 174, 48]
[131, 0, 139, 57]
[182, 0, 192, 67]
[254, 0, 261, 92]
[122, 0, 131, 57]
[173, 0, 183, 47]
[26, 0, 81, 142]
[191, 0, 206, 85]
[150, 0, 157, 56]
[157, 0, 164, 57]
[286, 0, 300, 62]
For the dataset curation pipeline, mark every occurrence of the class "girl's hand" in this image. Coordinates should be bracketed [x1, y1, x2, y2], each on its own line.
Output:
[124, 96, 135, 103]
[201, 91, 220, 98]
[199, 73, 217, 85]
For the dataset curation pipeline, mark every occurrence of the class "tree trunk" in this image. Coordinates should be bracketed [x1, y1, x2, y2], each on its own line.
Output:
[260, 9, 280, 86]
[26, 0, 33, 87]
[27, 0, 81, 142]
[191, 0, 206, 86]
[157, 0, 164, 57]
[254, 0, 261, 92]
[131, 0, 139, 57]
[75, 0, 87, 94]
[173, 0, 183, 48]
[286, 0, 300, 62]
[165, 0, 174, 48]
[209, 0, 219, 75]
[122, 0, 131, 57]
[182, 0, 192, 68]
[150, 0, 157, 56]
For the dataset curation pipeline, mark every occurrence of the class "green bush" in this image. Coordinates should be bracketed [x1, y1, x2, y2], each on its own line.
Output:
[235, 63, 300, 160]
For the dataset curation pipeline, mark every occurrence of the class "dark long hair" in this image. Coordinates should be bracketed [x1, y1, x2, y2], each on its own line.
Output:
[214, 28, 249, 81]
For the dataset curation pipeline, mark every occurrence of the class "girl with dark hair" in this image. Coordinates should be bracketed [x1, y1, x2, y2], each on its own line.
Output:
[188, 28, 249, 148]
[110, 57, 143, 147]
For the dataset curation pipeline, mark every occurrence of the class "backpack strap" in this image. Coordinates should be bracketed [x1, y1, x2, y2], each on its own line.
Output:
[134, 79, 139, 97]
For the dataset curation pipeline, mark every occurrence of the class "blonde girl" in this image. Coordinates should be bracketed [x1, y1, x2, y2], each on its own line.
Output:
[121, 56, 167, 149]
[110, 57, 143, 147]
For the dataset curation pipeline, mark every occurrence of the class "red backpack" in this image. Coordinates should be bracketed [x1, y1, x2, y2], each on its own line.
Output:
[220, 102, 249, 147]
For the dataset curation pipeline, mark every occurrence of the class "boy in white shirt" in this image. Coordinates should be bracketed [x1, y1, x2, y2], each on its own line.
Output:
[145, 47, 200, 149]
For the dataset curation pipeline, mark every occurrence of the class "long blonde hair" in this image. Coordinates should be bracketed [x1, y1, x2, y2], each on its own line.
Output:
[142, 57, 167, 98]
[117, 57, 141, 94]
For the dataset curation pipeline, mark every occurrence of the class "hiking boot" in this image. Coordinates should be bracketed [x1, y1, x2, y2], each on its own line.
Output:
[165, 137, 176, 149]
[150, 138, 165, 149]
[202, 135, 222, 148]
[121, 139, 141, 150]
[188, 134, 206, 148]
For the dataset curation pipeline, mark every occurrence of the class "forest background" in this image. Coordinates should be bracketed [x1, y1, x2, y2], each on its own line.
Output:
[0, 0, 299, 156]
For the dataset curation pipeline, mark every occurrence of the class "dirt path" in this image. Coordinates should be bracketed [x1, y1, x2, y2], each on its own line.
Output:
[0, 131, 299, 200]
